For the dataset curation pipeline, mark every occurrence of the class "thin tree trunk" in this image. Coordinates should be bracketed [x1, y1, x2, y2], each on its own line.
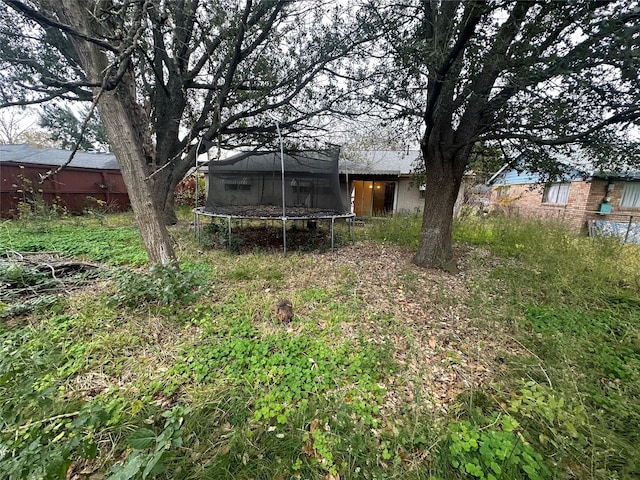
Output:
[150, 169, 179, 225]
[162, 193, 178, 225]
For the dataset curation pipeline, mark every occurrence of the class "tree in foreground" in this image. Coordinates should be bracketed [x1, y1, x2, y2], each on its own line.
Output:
[1, 0, 371, 264]
[367, 0, 640, 269]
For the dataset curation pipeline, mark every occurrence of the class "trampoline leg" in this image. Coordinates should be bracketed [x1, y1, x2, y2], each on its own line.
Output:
[227, 217, 232, 249]
[282, 218, 287, 255]
[195, 211, 201, 244]
[350, 218, 354, 243]
[331, 217, 335, 251]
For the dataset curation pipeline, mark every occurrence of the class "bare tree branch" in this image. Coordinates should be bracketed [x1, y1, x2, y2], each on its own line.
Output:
[3, 0, 118, 52]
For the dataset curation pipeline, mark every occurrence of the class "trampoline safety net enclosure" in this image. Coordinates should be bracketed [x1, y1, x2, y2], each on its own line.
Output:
[205, 149, 347, 216]
[194, 148, 354, 251]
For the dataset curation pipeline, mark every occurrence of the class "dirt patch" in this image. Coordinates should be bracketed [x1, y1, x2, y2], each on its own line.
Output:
[281, 241, 518, 412]
[200, 223, 338, 253]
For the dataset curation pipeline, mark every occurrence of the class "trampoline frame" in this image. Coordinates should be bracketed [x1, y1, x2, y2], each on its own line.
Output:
[193, 207, 355, 254]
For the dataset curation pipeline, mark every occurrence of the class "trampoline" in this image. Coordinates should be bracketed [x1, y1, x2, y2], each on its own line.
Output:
[194, 149, 354, 253]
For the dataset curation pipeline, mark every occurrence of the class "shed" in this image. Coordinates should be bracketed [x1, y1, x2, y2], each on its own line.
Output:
[0, 144, 129, 217]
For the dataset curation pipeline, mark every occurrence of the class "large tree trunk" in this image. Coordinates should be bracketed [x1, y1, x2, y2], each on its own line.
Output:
[150, 169, 180, 225]
[413, 144, 468, 270]
[51, 0, 176, 265]
[98, 86, 176, 264]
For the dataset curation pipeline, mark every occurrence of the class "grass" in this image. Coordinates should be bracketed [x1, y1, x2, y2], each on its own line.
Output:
[0, 213, 147, 266]
[455, 214, 640, 478]
[1, 211, 639, 479]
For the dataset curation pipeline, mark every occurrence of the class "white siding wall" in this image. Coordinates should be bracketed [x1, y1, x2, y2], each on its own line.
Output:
[395, 178, 423, 214]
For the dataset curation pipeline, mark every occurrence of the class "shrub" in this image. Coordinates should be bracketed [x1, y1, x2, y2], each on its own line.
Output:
[109, 264, 203, 310]
[174, 175, 206, 208]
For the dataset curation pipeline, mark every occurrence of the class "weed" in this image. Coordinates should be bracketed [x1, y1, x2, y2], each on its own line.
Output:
[0, 324, 119, 478]
[108, 264, 205, 311]
[0, 263, 52, 289]
[107, 405, 191, 479]
[172, 328, 392, 426]
[447, 416, 550, 480]
[0, 294, 61, 318]
[1, 213, 639, 479]
[11, 171, 68, 227]
[200, 220, 245, 252]
[356, 213, 422, 248]
[0, 224, 147, 266]
[461, 215, 640, 479]
[0, 260, 97, 319]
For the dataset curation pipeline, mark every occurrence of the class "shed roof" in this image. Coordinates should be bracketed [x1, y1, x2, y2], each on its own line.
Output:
[339, 150, 421, 176]
[0, 144, 118, 170]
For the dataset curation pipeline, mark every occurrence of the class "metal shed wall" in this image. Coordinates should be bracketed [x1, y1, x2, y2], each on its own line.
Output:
[1, 162, 130, 217]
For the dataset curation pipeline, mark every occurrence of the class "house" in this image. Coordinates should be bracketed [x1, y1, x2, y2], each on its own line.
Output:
[487, 153, 640, 242]
[0, 144, 129, 217]
[339, 150, 424, 216]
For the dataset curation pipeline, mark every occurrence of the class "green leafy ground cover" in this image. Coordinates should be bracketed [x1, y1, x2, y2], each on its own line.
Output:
[0, 212, 638, 479]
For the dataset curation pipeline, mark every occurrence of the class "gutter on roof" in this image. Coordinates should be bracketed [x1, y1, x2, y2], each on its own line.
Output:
[486, 163, 510, 185]
[339, 168, 401, 175]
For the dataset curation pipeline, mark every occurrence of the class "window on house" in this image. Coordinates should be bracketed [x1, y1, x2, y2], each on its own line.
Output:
[542, 183, 570, 204]
[620, 182, 640, 208]
[291, 180, 312, 194]
[224, 178, 251, 191]
[496, 185, 510, 197]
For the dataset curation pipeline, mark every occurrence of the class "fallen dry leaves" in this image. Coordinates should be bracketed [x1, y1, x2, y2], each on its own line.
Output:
[278, 241, 518, 412]
[48, 236, 519, 418]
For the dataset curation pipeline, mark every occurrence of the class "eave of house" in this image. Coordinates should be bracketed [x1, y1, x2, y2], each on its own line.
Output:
[591, 171, 640, 181]
[488, 149, 640, 186]
[341, 168, 402, 176]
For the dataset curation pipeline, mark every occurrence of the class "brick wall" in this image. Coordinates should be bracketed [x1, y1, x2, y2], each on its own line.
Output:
[602, 180, 640, 217]
[489, 179, 640, 233]
[489, 181, 592, 231]
[580, 180, 640, 227]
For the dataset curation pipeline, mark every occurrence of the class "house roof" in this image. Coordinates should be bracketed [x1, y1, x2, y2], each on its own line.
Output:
[201, 149, 422, 177]
[0, 144, 118, 170]
[339, 150, 421, 176]
[488, 149, 640, 185]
